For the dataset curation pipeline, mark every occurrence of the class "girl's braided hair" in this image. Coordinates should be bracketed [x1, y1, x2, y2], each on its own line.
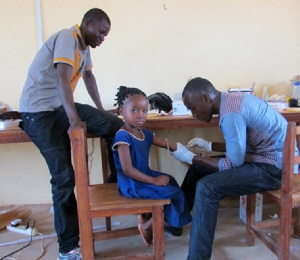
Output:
[114, 86, 147, 109]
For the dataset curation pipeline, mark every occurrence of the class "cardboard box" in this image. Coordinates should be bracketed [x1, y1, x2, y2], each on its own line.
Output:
[267, 101, 289, 112]
[172, 93, 192, 116]
[239, 193, 263, 224]
[172, 100, 192, 116]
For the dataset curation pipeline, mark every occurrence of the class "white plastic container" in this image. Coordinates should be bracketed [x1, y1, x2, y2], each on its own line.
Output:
[172, 93, 192, 116]
[261, 86, 269, 103]
[292, 81, 300, 99]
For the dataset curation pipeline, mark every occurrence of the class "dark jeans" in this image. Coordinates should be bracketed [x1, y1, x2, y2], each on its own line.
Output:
[21, 103, 123, 253]
[182, 163, 282, 260]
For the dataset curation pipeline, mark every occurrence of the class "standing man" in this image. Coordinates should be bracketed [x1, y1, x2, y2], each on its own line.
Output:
[19, 8, 123, 259]
[181, 77, 287, 260]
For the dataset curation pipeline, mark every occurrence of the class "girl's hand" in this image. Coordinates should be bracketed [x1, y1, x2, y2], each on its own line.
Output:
[171, 142, 196, 164]
[153, 175, 170, 186]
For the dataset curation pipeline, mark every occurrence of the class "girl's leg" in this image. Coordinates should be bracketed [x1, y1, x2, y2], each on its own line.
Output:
[138, 217, 153, 246]
[138, 213, 152, 223]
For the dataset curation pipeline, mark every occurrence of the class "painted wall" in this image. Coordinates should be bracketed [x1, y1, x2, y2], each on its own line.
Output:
[1, 0, 299, 205]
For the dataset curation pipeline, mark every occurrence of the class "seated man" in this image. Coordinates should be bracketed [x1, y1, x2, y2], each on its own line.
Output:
[180, 77, 287, 260]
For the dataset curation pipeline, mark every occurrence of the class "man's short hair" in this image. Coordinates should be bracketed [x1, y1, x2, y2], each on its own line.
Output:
[82, 8, 110, 25]
[183, 77, 213, 98]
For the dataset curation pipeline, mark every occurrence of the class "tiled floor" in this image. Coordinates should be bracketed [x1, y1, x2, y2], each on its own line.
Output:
[0, 204, 300, 260]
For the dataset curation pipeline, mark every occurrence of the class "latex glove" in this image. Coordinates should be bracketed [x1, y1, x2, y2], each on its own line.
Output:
[171, 142, 196, 165]
[188, 138, 212, 152]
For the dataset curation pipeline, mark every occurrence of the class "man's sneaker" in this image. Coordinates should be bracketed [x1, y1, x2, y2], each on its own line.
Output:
[58, 248, 82, 260]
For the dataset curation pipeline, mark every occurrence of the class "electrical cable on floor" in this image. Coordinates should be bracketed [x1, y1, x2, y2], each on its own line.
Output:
[0, 219, 36, 260]
[0, 220, 122, 259]
[1, 232, 50, 260]
[0, 232, 56, 247]
[35, 233, 45, 260]
[0, 222, 120, 248]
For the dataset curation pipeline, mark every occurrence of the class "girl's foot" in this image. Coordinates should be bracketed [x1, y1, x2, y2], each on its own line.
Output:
[138, 223, 153, 246]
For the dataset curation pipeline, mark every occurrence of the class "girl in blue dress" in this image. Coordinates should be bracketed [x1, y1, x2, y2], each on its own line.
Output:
[112, 86, 192, 246]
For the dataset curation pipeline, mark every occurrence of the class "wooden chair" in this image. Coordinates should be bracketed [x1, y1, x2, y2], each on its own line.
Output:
[70, 126, 170, 260]
[246, 121, 300, 260]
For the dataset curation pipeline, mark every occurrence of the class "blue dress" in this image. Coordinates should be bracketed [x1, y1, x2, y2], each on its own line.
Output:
[112, 128, 192, 228]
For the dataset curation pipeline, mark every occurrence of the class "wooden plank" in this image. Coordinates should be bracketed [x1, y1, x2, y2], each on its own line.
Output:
[93, 227, 139, 241]
[251, 224, 279, 256]
[96, 254, 154, 260]
[255, 219, 280, 229]
[0, 205, 31, 230]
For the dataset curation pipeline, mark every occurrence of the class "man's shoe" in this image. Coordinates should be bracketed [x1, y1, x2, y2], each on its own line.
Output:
[58, 248, 82, 260]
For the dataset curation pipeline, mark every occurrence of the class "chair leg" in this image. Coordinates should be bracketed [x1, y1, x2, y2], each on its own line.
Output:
[79, 216, 95, 260]
[152, 205, 165, 260]
[246, 194, 256, 246]
[105, 216, 112, 231]
[294, 208, 300, 238]
[278, 203, 293, 260]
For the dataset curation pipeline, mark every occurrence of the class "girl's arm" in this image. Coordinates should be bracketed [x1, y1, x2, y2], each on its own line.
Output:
[152, 135, 177, 151]
[153, 135, 196, 165]
[117, 143, 169, 186]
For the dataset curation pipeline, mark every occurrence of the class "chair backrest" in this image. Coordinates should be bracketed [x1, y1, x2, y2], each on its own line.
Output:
[281, 122, 300, 205]
[72, 126, 110, 184]
[71, 126, 93, 215]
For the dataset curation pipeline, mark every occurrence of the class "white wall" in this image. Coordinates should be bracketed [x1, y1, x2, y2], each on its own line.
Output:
[1, 0, 300, 205]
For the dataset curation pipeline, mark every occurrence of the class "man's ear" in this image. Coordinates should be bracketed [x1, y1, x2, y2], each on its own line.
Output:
[83, 18, 91, 28]
[203, 93, 211, 102]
